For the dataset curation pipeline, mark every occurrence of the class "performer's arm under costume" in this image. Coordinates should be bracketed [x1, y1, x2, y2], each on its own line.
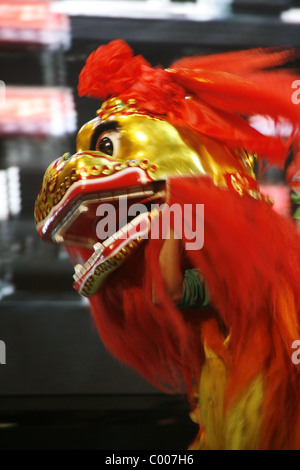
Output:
[155, 229, 210, 309]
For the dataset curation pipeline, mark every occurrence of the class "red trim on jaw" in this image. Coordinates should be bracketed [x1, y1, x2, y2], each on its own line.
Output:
[36, 166, 153, 242]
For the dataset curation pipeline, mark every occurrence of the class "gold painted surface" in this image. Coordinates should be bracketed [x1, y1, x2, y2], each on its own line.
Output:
[35, 98, 259, 225]
[224, 374, 263, 450]
[77, 97, 256, 185]
[76, 116, 101, 152]
[193, 343, 229, 450]
[190, 337, 263, 450]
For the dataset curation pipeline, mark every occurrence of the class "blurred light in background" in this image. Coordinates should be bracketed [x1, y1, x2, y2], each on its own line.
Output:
[0, 87, 76, 137]
[0, 167, 21, 221]
[7, 167, 22, 217]
[53, 0, 233, 21]
[0, 1, 74, 300]
[0, 170, 9, 221]
[0, 1, 70, 49]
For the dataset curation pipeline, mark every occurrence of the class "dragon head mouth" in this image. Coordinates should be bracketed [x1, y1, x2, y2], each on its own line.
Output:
[34, 98, 260, 297]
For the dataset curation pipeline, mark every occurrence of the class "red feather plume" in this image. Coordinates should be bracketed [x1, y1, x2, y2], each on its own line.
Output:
[78, 40, 300, 167]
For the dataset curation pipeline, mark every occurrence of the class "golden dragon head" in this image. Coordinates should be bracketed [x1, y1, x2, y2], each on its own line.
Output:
[34, 40, 297, 298]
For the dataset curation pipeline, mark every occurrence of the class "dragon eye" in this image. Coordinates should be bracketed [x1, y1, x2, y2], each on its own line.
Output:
[99, 137, 113, 156]
[95, 130, 120, 158]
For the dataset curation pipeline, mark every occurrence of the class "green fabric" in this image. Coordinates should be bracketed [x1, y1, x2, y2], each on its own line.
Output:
[291, 192, 300, 204]
[294, 207, 300, 220]
[291, 192, 300, 220]
[178, 268, 210, 309]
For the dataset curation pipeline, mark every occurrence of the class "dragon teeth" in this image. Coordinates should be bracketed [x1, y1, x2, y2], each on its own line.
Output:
[84, 259, 92, 269]
[73, 244, 105, 283]
[93, 242, 104, 253]
[74, 264, 84, 275]
[73, 263, 85, 281]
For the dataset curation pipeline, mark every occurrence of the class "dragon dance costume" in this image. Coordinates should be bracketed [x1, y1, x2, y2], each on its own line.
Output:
[34, 40, 300, 450]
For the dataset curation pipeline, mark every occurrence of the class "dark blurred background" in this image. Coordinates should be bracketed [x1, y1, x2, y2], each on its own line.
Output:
[0, 0, 299, 451]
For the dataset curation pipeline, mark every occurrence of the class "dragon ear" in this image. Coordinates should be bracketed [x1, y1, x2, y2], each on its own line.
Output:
[78, 39, 150, 101]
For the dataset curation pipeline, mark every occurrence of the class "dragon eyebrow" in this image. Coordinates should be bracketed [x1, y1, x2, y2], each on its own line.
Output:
[91, 120, 120, 149]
